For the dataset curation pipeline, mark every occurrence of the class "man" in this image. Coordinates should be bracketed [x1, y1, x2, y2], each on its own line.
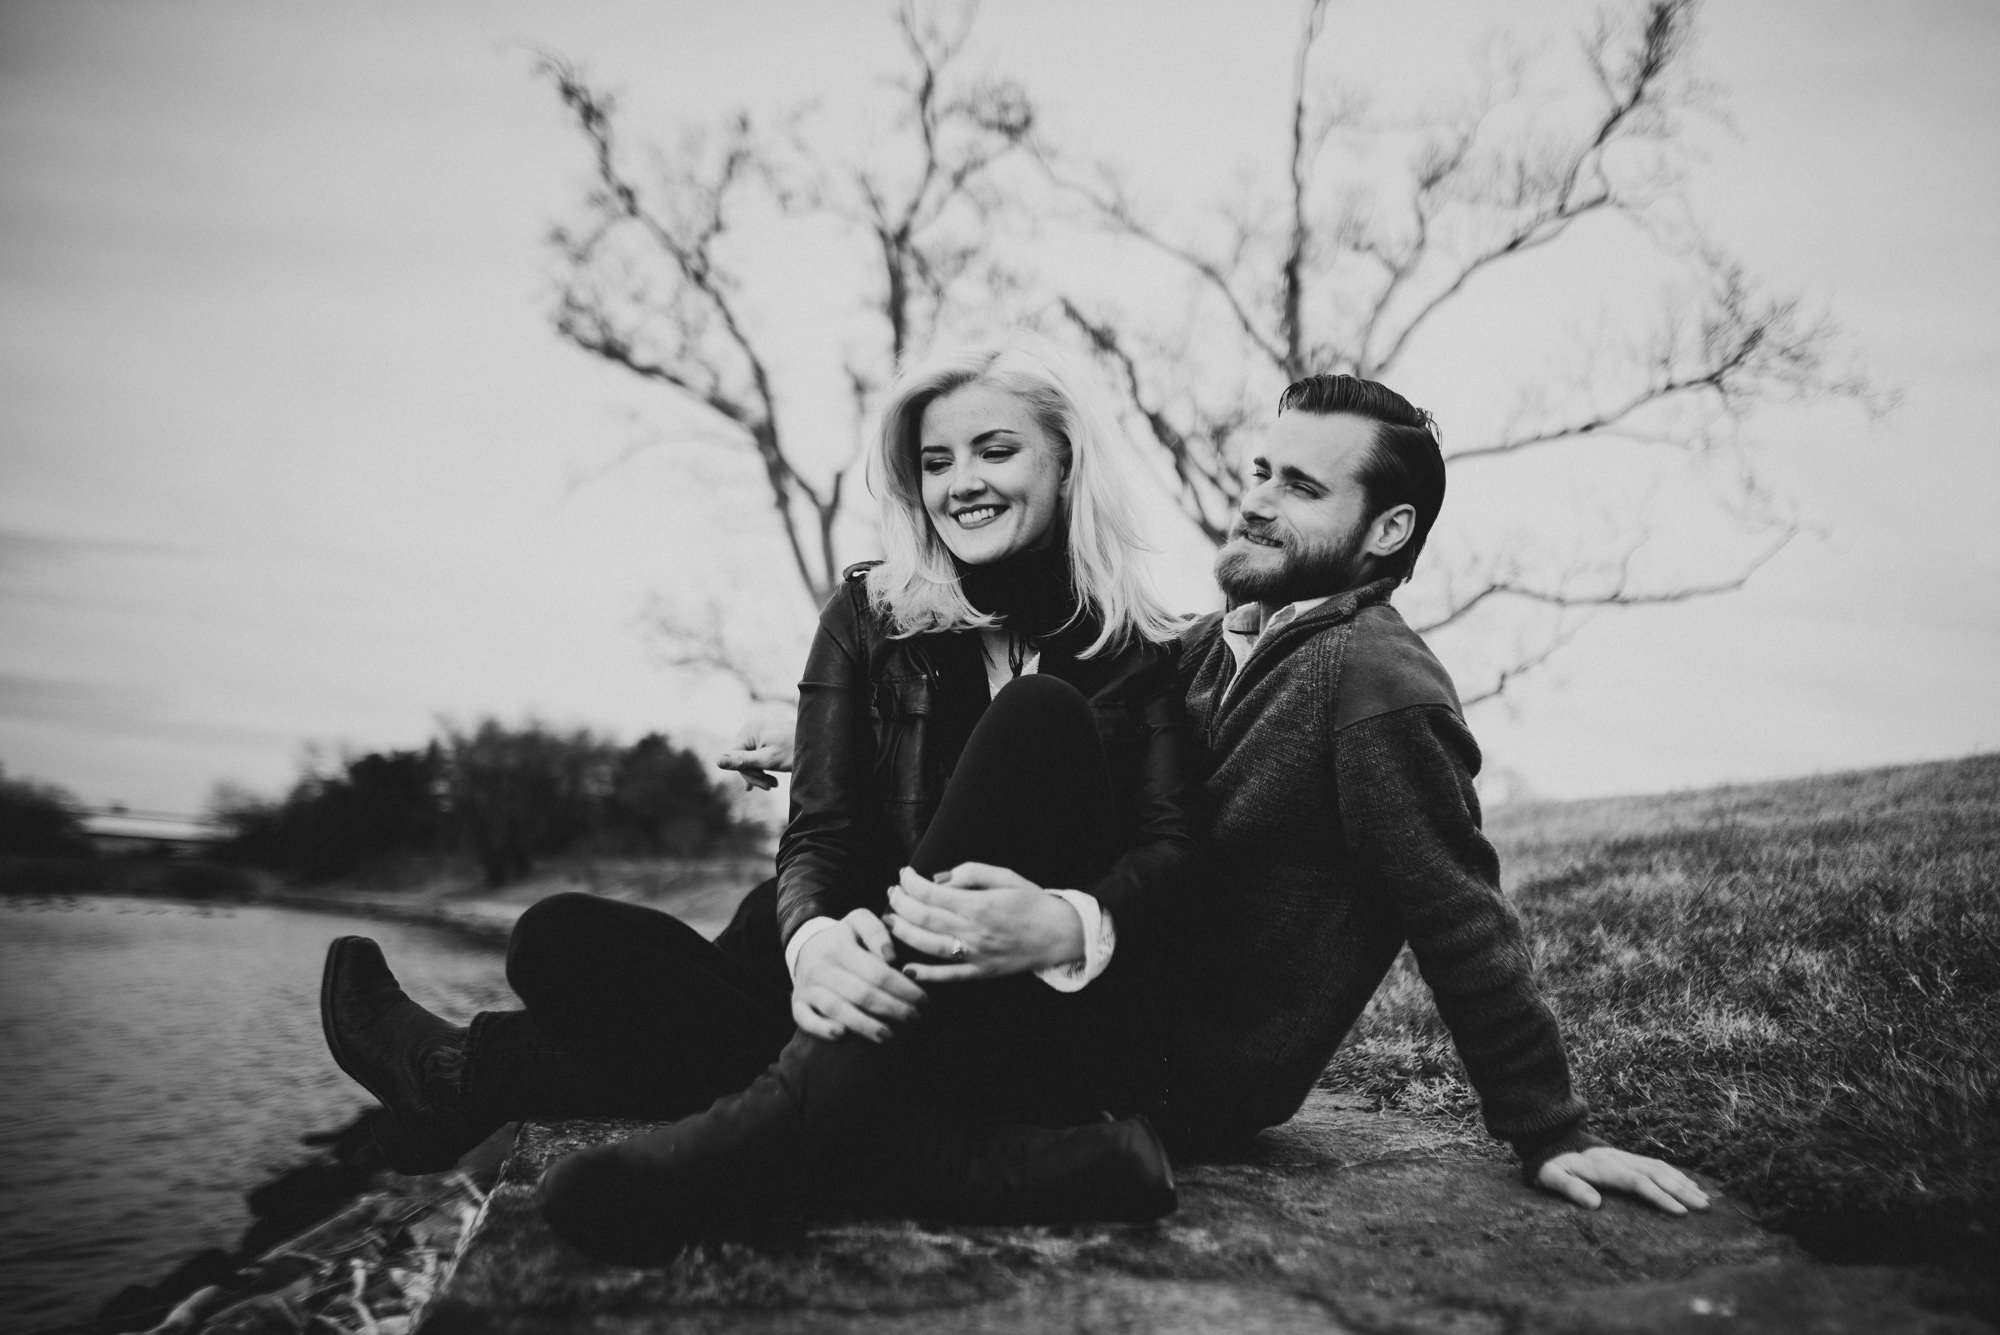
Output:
[1151, 374, 1703, 1212]
[730, 373, 1706, 1215]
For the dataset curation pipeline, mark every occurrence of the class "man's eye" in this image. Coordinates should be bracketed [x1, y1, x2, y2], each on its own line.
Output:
[1288, 481, 1317, 497]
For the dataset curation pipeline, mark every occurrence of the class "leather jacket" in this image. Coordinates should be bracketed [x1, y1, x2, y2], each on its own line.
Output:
[775, 569, 1200, 949]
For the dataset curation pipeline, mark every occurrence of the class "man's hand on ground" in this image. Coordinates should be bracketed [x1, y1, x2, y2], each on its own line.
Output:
[1535, 1145, 1712, 1216]
[790, 910, 925, 1043]
[715, 713, 796, 791]
[886, 863, 1085, 982]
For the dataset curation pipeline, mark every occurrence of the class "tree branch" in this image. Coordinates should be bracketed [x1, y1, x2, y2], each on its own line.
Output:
[541, 56, 841, 601]
[1059, 299, 1235, 543]
[642, 592, 799, 705]
[1447, 363, 1736, 463]
[1281, 0, 1331, 373]
[1362, 1, 1695, 377]
[1457, 628, 1580, 709]
[1034, 148, 1291, 371]
[1413, 531, 1793, 636]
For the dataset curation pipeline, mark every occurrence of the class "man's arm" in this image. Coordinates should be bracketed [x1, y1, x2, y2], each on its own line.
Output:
[1335, 702, 1592, 1162]
[1336, 694, 1706, 1214]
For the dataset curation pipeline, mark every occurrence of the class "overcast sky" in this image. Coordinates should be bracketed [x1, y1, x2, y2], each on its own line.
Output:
[3, 0, 1997, 815]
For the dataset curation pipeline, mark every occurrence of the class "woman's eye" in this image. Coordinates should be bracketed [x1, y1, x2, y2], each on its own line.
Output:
[981, 447, 1016, 463]
[921, 456, 950, 474]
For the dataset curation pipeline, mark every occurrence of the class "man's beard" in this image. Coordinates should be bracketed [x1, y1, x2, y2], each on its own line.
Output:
[1214, 519, 1371, 607]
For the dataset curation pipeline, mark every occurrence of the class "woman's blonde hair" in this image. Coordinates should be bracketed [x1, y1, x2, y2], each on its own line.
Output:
[866, 335, 1182, 656]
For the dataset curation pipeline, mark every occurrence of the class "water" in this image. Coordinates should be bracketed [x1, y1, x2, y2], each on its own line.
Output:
[0, 894, 517, 1333]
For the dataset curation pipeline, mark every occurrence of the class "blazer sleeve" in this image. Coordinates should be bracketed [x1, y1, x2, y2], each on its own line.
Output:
[775, 585, 878, 946]
[1077, 649, 1201, 946]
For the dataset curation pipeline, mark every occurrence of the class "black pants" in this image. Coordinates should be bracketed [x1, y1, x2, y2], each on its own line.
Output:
[469, 674, 1145, 1127]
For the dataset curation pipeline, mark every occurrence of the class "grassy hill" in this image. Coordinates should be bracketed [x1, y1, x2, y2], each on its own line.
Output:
[1324, 752, 2000, 1280]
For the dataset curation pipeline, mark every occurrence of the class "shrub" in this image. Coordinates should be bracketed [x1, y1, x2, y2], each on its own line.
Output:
[0, 764, 92, 857]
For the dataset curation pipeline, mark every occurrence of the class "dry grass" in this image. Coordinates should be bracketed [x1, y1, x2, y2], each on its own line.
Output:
[1323, 753, 2000, 1277]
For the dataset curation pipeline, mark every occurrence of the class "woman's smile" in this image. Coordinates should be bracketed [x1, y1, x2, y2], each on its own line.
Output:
[952, 504, 1006, 529]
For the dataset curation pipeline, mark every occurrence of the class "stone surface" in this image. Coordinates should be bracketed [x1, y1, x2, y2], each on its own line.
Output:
[422, 1092, 1987, 1335]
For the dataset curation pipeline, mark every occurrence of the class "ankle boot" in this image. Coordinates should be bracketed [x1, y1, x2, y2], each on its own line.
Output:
[537, 1029, 895, 1263]
[320, 936, 494, 1174]
[884, 1112, 1177, 1225]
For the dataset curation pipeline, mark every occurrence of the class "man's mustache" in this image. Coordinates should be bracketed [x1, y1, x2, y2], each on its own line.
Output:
[1229, 520, 1283, 547]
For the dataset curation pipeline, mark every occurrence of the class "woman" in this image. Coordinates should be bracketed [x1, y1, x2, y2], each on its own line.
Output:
[321, 336, 1196, 1259]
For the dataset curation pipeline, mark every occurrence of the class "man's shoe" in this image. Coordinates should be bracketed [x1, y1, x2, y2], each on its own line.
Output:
[320, 936, 491, 1174]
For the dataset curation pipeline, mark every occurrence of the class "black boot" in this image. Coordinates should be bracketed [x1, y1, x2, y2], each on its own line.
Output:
[320, 936, 494, 1174]
[884, 1112, 1177, 1225]
[537, 1029, 893, 1263]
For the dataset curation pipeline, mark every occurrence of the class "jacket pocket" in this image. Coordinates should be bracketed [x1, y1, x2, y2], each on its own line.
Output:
[874, 675, 933, 803]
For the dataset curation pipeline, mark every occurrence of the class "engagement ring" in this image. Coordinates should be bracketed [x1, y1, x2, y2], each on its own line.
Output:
[948, 937, 967, 962]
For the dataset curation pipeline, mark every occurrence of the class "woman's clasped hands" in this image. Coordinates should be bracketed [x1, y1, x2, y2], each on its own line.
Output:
[885, 863, 1086, 983]
[788, 863, 1091, 1043]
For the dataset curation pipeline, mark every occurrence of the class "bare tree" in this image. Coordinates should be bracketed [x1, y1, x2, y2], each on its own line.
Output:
[538, 0, 1030, 656]
[1042, 0, 1885, 702]
[541, 0, 1881, 707]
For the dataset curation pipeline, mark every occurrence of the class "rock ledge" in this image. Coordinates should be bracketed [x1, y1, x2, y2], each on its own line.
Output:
[424, 1091, 1985, 1334]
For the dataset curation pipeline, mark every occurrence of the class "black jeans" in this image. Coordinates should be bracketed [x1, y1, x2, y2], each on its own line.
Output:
[471, 673, 1145, 1126]
[469, 883, 796, 1122]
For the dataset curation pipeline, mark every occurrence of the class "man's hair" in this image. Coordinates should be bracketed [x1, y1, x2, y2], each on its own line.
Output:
[1276, 374, 1445, 583]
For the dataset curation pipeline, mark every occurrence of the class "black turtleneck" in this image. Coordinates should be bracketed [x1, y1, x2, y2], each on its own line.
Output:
[929, 546, 1089, 771]
[955, 544, 1081, 647]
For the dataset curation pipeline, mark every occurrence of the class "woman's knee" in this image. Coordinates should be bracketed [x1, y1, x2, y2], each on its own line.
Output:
[507, 891, 613, 998]
[987, 673, 1092, 734]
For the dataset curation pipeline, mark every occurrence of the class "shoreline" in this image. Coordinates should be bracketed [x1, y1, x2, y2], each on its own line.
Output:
[71, 1113, 513, 1335]
[256, 851, 770, 944]
[259, 888, 516, 947]
[3, 851, 772, 944]
[8, 863, 766, 1334]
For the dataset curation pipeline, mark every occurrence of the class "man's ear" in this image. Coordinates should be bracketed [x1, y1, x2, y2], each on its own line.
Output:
[1366, 504, 1416, 558]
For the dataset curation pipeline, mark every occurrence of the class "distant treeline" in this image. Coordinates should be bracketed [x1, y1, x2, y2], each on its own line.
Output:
[0, 764, 94, 857]
[210, 721, 764, 887]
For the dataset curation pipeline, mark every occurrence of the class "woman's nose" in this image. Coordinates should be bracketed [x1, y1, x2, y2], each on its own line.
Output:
[948, 464, 987, 498]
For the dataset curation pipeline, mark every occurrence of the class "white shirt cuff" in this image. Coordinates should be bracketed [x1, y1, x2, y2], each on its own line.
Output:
[784, 915, 842, 981]
[1034, 890, 1115, 992]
